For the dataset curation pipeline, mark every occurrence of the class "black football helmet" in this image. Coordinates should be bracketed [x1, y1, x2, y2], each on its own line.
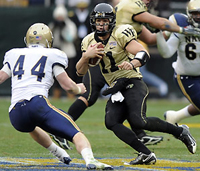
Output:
[90, 3, 116, 36]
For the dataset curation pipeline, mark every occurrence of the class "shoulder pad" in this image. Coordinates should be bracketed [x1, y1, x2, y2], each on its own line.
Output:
[170, 13, 189, 27]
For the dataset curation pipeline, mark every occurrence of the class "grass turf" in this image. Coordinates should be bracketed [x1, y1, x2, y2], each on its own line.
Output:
[0, 97, 199, 162]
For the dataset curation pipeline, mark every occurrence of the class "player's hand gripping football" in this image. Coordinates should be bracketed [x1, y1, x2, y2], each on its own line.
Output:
[86, 42, 104, 60]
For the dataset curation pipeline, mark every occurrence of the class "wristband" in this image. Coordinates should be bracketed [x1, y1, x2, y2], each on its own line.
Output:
[179, 27, 183, 33]
[134, 51, 150, 66]
[129, 62, 134, 69]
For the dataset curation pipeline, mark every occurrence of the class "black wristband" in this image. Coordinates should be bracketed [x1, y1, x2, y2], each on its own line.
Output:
[129, 62, 134, 69]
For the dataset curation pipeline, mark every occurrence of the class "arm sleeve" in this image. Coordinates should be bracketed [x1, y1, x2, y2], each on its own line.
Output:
[53, 65, 66, 77]
[156, 31, 179, 58]
[1, 63, 11, 77]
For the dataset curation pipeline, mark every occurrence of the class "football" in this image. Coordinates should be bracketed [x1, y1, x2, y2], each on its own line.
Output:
[88, 44, 104, 67]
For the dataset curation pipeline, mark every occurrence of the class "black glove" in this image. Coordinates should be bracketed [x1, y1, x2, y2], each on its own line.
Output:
[181, 27, 200, 37]
[102, 78, 130, 96]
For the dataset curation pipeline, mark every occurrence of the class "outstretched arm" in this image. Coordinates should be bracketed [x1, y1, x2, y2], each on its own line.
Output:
[135, 12, 200, 37]
[53, 66, 86, 95]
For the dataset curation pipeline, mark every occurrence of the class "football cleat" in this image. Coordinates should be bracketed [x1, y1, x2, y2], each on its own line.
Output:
[129, 152, 156, 165]
[176, 125, 197, 154]
[164, 110, 178, 125]
[87, 159, 114, 170]
[50, 146, 72, 165]
[50, 134, 72, 150]
[139, 135, 163, 145]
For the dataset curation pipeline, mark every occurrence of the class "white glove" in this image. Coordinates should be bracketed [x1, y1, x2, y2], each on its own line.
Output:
[111, 91, 124, 103]
[180, 27, 200, 37]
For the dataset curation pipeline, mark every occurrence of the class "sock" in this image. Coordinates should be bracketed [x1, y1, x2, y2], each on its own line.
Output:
[68, 99, 87, 121]
[81, 148, 95, 165]
[47, 142, 69, 158]
[173, 106, 191, 123]
[47, 142, 57, 151]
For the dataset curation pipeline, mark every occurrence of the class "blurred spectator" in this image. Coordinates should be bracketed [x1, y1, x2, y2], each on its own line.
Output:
[109, 0, 119, 6]
[0, 0, 28, 7]
[49, 5, 77, 99]
[68, 0, 90, 8]
[68, 0, 91, 83]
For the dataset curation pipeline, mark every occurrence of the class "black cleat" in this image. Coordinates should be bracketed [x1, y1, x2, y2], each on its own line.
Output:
[130, 152, 156, 165]
[176, 125, 197, 154]
[50, 134, 71, 150]
[139, 135, 163, 145]
[63, 157, 72, 165]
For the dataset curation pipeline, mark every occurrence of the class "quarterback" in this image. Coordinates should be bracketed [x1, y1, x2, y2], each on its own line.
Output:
[76, 3, 197, 165]
[0, 23, 113, 170]
[51, 0, 200, 148]
[157, 0, 200, 125]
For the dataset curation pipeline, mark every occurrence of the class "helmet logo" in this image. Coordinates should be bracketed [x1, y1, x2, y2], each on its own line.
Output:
[95, 12, 105, 17]
[33, 31, 37, 35]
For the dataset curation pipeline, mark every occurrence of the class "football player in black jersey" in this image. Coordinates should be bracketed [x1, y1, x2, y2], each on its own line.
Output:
[52, 0, 200, 151]
[76, 3, 197, 165]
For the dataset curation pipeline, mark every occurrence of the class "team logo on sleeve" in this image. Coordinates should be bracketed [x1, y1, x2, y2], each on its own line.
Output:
[109, 41, 117, 49]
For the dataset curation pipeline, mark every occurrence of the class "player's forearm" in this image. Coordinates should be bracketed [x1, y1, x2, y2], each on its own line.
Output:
[0, 70, 10, 84]
[150, 18, 180, 33]
[76, 54, 90, 76]
[66, 81, 82, 94]
[56, 72, 82, 94]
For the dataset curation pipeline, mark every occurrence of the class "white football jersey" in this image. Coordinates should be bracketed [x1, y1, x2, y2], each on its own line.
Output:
[167, 27, 200, 76]
[3, 45, 68, 111]
[157, 13, 200, 76]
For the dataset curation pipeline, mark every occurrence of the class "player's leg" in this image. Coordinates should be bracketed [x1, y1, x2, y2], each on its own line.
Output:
[9, 98, 71, 165]
[51, 66, 106, 149]
[30, 127, 71, 164]
[34, 95, 113, 170]
[126, 79, 196, 155]
[164, 74, 200, 124]
[68, 65, 105, 121]
[105, 98, 157, 165]
[72, 132, 113, 170]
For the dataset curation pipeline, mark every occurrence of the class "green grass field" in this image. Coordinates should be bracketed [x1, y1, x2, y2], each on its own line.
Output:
[0, 97, 200, 170]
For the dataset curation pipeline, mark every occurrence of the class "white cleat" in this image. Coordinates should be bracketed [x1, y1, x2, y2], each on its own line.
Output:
[50, 146, 71, 165]
[87, 159, 114, 170]
[164, 110, 178, 125]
